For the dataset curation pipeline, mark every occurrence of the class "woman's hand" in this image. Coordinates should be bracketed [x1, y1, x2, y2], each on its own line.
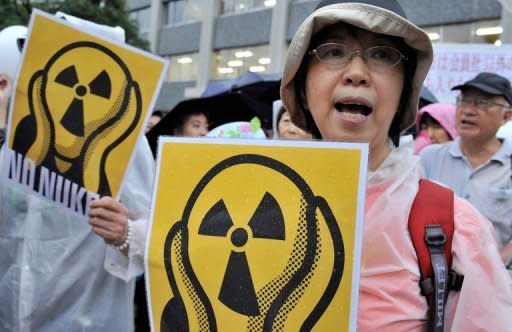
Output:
[89, 196, 129, 247]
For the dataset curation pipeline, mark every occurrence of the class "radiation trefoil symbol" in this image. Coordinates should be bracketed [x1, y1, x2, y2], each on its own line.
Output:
[54, 65, 111, 136]
[199, 192, 286, 316]
[11, 41, 142, 196]
[161, 154, 345, 332]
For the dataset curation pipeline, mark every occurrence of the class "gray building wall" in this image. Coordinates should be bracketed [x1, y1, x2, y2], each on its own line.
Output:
[158, 22, 201, 54]
[401, 0, 501, 26]
[147, 0, 503, 57]
[286, 1, 319, 40]
[128, 0, 505, 111]
[154, 81, 196, 111]
[126, 0, 150, 10]
[213, 9, 273, 48]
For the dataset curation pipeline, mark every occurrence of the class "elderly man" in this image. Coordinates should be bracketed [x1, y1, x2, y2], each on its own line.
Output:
[421, 72, 512, 265]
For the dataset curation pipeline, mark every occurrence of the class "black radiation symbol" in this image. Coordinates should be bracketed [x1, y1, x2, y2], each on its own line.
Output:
[54, 65, 112, 136]
[198, 192, 286, 316]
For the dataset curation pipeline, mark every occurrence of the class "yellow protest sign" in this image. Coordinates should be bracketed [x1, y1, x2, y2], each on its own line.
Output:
[146, 137, 368, 332]
[1, 10, 167, 217]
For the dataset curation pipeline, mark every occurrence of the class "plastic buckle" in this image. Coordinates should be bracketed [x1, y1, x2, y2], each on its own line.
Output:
[448, 270, 464, 291]
[420, 277, 434, 296]
[425, 225, 446, 247]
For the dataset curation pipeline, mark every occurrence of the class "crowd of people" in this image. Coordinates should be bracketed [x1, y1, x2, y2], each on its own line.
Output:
[1, 0, 512, 331]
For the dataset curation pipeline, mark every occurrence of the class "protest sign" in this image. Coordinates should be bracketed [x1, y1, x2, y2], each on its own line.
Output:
[146, 137, 368, 332]
[1, 10, 168, 217]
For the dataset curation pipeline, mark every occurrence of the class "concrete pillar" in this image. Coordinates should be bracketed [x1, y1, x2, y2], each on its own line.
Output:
[500, 6, 512, 44]
[268, 0, 290, 73]
[147, 0, 163, 53]
[185, 0, 218, 98]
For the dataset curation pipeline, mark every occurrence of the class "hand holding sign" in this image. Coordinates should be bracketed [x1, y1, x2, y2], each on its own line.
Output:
[89, 196, 130, 248]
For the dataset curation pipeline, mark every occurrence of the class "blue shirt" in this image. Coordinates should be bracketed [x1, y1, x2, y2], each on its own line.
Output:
[420, 137, 512, 247]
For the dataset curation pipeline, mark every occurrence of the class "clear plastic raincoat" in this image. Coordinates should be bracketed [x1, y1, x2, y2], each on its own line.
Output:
[0, 137, 154, 331]
[359, 142, 512, 330]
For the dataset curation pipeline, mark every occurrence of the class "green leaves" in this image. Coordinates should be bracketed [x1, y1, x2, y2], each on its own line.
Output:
[0, 0, 149, 50]
[0, 2, 30, 30]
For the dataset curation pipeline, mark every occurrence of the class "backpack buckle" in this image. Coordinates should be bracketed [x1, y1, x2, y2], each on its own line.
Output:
[425, 225, 447, 247]
[448, 270, 464, 291]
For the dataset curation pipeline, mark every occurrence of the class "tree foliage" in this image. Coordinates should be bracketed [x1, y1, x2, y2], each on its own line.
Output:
[0, 1, 31, 27]
[0, 0, 149, 50]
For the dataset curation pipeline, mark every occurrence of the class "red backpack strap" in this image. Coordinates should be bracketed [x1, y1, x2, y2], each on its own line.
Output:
[409, 179, 454, 275]
[408, 179, 463, 332]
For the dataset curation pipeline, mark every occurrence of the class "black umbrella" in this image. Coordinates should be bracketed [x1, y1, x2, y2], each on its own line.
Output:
[419, 86, 439, 109]
[146, 71, 281, 155]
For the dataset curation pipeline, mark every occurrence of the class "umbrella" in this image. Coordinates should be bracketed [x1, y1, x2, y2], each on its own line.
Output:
[146, 71, 281, 155]
[419, 86, 439, 109]
[201, 71, 280, 97]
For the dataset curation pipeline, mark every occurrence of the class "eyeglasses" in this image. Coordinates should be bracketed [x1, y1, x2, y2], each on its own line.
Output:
[309, 43, 407, 69]
[455, 95, 511, 111]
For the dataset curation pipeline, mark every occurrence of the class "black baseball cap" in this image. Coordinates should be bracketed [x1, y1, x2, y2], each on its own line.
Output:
[451, 72, 512, 105]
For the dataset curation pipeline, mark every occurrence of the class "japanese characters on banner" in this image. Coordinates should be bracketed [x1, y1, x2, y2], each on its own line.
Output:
[425, 43, 512, 102]
[146, 137, 368, 332]
[1, 10, 168, 217]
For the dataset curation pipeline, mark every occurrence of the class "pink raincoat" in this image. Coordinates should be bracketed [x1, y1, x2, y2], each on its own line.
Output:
[358, 142, 512, 331]
[414, 103, 457, 154]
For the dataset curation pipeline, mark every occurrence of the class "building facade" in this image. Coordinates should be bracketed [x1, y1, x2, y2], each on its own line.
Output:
[126, 0, 510, 111]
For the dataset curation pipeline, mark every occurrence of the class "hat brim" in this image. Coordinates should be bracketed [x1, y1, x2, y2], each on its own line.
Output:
[280, 3, 433, 133]
[451, 82, 505, 97]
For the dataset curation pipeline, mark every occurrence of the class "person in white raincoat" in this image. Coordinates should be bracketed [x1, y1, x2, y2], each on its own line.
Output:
[0, 14, 154, 332]
[280, 0, 512, 330]
[0, 136, 154, 331]
[0, 25, 27, 145]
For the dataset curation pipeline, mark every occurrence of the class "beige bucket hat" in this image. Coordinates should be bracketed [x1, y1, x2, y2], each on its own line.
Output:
[280, 1, 433, 134]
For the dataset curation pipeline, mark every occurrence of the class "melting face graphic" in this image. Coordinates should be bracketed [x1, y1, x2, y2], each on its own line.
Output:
[42, 47, 130, 156]
[162, 154, 345, 331]
[12, 41, 141, 195]
[188, 163, 299, 316]
[41, 42, 133, 163]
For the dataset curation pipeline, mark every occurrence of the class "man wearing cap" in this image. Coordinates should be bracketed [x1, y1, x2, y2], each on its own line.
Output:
[421, 72, 512, 264]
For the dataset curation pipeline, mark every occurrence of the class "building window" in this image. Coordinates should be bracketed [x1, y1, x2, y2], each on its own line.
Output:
[213, 44, 270, 79]
[129, 7, 151, 33]
[166, 0, 203, 26]
[220, 0, 275, 15]
[423, 20, 502, 45]
[167, 53, 199, 81]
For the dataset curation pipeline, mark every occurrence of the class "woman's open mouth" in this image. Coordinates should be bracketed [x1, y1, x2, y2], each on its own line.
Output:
[335, 102, 373, 123]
